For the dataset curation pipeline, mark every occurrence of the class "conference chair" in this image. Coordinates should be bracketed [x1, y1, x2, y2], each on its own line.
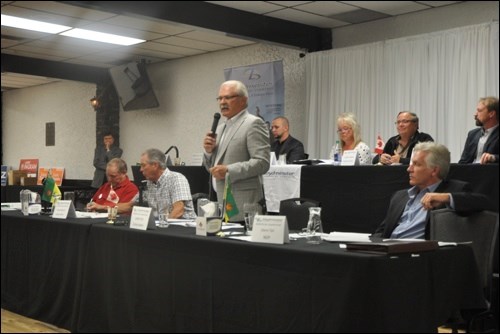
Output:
[74, 189, 97, 211]
[279, 197, 320, 231]
[430, 209, 499, 333]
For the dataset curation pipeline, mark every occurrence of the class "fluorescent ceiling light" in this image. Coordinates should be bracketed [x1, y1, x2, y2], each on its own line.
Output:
[60, 28, 145, 46]
[1, 14, 71, 34]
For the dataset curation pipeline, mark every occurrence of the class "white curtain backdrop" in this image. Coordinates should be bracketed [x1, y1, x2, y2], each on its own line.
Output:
[305, 22, 499, 162]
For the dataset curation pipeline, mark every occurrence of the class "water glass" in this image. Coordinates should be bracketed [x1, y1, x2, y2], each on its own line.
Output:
[158, 212, 169, 228]
[243, 203, 258, 235]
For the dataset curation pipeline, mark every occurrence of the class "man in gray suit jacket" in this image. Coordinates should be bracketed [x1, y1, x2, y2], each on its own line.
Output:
[203, 80, 270, 222]
[373, 142, 489, 239]
[91, 132, 123, 188]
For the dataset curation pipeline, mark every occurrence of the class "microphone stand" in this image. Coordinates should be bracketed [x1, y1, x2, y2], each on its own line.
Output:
[139, 180, 148, 206]
[165, 146, 179, 165]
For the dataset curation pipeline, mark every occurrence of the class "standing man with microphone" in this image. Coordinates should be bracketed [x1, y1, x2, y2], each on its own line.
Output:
[203, 80, 270, 223]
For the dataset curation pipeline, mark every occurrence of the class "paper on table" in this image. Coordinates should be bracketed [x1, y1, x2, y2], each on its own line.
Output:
[1, 202, 22, 210]
[323, 231, 371, 242]
[76, 211, 108, 218]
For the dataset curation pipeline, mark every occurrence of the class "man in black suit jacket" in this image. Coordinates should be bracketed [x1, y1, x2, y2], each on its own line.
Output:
[373, 142, 489, 240]
[459, 96, 499, 164]
[271, 116, 305, 164]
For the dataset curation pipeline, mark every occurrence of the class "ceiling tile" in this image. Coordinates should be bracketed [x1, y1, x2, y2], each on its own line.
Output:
[293, 2, 360, 16]
[342, 1, 431, 16]
[178, 30, 255, 46]
[155, 36, 231, 51]
[206, 1, 283, 14]
[102, 15, 194, 35]
[265, 8, 349, 28]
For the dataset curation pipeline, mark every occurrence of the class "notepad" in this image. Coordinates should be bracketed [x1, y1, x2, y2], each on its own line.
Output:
[345, 240, 439, 254]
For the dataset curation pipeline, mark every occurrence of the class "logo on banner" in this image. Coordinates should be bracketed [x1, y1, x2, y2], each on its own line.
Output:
[245, 69, 261, 80]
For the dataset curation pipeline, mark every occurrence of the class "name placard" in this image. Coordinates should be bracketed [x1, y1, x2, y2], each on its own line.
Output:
[52, 200, 76, 219]
[340, 150, 360, 166]
[195, 217, 207, 236]
[251, 215, 289, 244]
[130, 206, 153, 230]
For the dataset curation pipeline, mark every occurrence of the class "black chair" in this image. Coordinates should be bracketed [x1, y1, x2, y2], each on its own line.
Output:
[73, 189, 97, 211]
[279, 197, 320, 231]
[430, 209, 499, 333]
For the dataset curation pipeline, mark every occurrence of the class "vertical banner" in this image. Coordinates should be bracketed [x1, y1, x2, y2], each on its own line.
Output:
[224, 60, 284, 126]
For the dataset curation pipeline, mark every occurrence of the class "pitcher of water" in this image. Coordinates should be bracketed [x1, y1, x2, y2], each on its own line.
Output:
[20, 189, 31, 216]
[306, 207, 323, 244]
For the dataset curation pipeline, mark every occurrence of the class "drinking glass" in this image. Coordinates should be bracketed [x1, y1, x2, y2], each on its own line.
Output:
[243, 203, 258, 235]
[158, 212, 169, 228]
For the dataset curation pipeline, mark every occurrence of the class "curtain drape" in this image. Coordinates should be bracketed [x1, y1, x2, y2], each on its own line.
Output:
[305, 22, 499, 162]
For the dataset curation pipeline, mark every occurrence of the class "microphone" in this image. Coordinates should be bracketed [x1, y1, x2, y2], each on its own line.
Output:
[209, 113, 221, 138]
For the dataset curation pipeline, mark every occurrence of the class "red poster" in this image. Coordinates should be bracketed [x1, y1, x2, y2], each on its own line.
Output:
[19, 159, 39, 178]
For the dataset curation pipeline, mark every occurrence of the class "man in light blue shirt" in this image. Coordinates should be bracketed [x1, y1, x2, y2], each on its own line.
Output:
[373, 142, 489, 239]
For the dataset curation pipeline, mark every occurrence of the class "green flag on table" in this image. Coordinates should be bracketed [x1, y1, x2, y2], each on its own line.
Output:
[223, 175, 239, 222]
[42, 175, 61, 203]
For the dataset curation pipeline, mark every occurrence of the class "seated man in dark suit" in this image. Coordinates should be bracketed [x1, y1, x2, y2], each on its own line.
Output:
[271, 116, 305, 163]
[373, 111, 433, 165]
[373, 142, 489, 239]
[458, 96, 498, 164]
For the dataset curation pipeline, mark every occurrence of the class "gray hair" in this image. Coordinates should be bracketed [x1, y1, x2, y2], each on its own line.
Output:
[107, 158, 128, 174]
[397, 111, 419, 128]
[413, 142, 450, 179]
[222, 80, 249, 98]
[142, 148, 167, 169]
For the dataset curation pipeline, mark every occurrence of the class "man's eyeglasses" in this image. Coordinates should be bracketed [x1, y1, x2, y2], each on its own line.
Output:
[337, 127, 351, 133]
[216, 95, 240, 102]
[394, 119, 416, 125]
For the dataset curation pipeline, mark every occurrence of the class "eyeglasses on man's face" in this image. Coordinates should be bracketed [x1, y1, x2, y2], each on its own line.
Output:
[337, 127, 351, 133]
[394, 119, 415, 125]
[216, 95, 240, 102]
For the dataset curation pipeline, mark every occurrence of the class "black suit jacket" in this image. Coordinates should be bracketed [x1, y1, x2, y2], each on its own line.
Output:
[458, 126, 499, 164]
[372, 180, 488, 239]
[271, 135, 305, 164]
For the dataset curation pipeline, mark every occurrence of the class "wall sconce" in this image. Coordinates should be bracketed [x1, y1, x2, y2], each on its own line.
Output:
[90, 97, 100, 110]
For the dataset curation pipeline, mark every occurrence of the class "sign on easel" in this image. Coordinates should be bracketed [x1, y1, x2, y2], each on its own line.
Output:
[51, 200, 76, 219]
[130, 206, 156, 230]
[340, 150, 360, 166]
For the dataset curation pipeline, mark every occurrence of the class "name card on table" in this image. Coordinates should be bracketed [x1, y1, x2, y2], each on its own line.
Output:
[340, 150, 360, 166]
[195, 217, 207, 236]
[195, 217, 222, 236]
[251, 215, 290, 244]
[130, 206, 155, 230]
[52, 200, 76, 219]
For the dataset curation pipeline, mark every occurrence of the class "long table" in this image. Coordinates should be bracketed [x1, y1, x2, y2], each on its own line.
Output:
[1, 211, 100, 330]
[3, 165, 496, 234]
[300, 164, 498, 233]
[2, 210, 487, 333]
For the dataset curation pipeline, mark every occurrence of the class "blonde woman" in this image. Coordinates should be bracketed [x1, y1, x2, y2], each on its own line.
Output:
[333, 113, 371, 165]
